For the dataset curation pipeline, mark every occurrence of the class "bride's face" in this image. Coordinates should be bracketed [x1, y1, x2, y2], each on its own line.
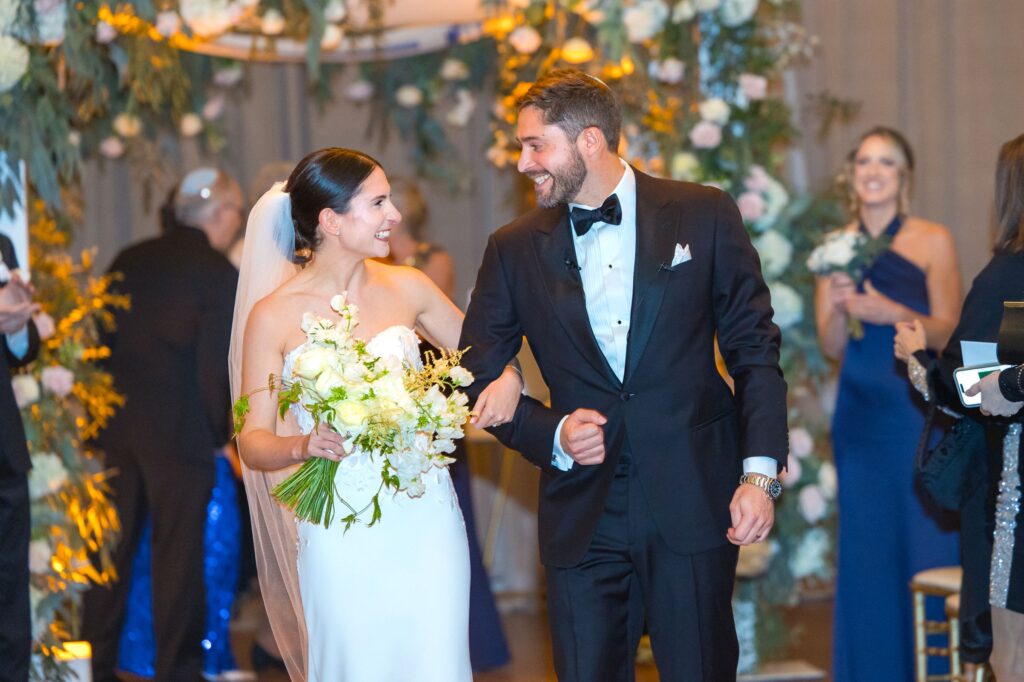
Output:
[332, 167, 402, 258]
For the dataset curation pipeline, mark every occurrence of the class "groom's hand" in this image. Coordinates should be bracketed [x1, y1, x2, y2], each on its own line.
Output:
[727, 484, 775, 546]
[559, 409, 607, 465]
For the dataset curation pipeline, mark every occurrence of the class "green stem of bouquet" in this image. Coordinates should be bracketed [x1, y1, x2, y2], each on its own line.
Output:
[847, 317, 864, 340]
[271, 457, 386, 529]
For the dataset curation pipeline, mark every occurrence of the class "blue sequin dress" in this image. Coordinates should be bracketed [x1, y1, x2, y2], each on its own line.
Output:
[831, 216, 959, 682]
[117, 454, 241, 678]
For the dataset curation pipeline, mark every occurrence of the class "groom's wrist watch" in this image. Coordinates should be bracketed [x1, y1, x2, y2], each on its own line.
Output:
[739, 473, 782, 501]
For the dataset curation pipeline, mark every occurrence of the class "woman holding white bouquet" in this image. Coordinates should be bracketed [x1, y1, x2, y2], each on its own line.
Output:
[813, 127, 962, 682]
[229, 147, 524, 681]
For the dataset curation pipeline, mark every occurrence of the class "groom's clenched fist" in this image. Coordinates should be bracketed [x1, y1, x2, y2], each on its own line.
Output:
[559, 409, 607, 465]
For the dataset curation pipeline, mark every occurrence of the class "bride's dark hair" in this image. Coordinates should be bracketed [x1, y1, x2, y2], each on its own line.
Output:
[284, 147, 382, 264]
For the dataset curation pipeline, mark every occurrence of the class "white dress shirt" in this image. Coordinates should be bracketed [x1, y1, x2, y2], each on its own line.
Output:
[550, 161, 777, 479]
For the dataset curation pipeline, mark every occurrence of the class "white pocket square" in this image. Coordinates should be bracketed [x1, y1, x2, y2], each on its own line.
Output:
[670, 243, 691, 268]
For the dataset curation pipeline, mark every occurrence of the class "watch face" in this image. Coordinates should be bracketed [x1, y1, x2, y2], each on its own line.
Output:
[768, 479, 783, 499]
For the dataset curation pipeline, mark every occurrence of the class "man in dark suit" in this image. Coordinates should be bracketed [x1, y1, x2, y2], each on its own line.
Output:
[0, 232, 40, 682]
[460, 70, 789, 681]
[81, 169, 242, 682]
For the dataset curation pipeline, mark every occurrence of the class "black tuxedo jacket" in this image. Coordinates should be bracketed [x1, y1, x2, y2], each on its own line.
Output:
[460, 170, 788, 567]
[100, 226, 237, 465]
[1, 234, 39, 477]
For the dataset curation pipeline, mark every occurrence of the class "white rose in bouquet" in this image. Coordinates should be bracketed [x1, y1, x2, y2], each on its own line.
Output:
[313, 367, 347, 399]
[292, 346, 337, 381]
[334, 399, 369, 429]
[448, 366, 474, 387]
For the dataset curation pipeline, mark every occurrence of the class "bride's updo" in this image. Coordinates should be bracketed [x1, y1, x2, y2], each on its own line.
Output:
[284, 147, 382, 264]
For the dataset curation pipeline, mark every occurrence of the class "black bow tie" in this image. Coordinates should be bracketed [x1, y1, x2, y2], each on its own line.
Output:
[570, 194, 622, 237]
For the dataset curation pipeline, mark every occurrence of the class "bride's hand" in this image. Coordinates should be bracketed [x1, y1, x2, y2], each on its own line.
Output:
[298, 424, 348, 462]
[472, 366, 523, 429]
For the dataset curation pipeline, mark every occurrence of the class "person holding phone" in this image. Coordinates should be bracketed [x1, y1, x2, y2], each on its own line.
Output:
[895, 132, 1024, 681]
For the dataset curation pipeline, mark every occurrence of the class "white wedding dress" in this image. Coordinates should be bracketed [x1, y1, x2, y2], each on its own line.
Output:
[283, 325, 472, 682]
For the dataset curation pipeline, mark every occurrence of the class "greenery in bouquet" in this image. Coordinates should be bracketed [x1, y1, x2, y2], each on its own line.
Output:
[234, 293, 474, 530]
[805, 227, 892, 339]
[13, 202, 128, 681]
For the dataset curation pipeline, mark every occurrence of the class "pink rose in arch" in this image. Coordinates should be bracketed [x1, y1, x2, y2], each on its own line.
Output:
[41, 365, 74, 398]
[739, 73, 768, 101]
[736, 192, 765, 222]
[689, 121, 722, 149]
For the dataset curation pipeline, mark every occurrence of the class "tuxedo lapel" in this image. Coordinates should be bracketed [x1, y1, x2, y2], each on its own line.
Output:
[625, 171, 678, 383]
[531, 210, 622, 387]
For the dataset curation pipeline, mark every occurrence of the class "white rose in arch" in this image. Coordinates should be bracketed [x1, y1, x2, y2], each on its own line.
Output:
[623, 1, 669, 43]
[320, 24, 343, 50]
[179, 113, 203, 137]
[260, 9, 285, 36]
[12, 374, 40, 408]
[202, 94, 225, 121]
[767, 281, 803, 329]
[798, 484, 827, 524]
[671, 152, 700, 181]
[440, 58, 469, 81]
[698, 97, 730, 125]
[753, 230, 793, 279]
[672, 0, 696, 22]
[508, 25, 542, 55]
[29, 539, 52, 574]
[395, 85, 423, 108]
[720, 0, 759, 27]
[324, 0, 347, 23]
[789, 426, 814, 458]
[99, 136, 125, 159]
[693, 0, 720, 12]
[113, 113, 142, 138]
[28, 452, 68, 500]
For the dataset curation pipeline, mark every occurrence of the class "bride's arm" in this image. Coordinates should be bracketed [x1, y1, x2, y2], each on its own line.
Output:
[409, 270, 523, 428]
[236, 299, 347, 471]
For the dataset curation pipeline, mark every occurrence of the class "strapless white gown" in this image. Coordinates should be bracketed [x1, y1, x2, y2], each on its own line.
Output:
[283, 326, 472, 682]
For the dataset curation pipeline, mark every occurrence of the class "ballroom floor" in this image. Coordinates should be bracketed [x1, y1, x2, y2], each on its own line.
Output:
[218, 591, 833, 682]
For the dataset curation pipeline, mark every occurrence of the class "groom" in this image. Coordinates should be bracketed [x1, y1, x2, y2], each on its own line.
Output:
[460, 69, 788, 681]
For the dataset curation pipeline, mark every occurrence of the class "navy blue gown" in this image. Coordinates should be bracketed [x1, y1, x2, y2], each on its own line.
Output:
[116, 454, 241, 678]
[831, 216, 959, 682]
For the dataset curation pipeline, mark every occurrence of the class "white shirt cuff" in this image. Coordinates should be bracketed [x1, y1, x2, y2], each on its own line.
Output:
[5, 327, 29, 359]
[551, 416, 574, 471]
[743, 456, 779, 478]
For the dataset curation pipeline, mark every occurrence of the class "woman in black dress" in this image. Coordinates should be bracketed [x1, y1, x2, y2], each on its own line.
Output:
[896, 133, 1024, 681]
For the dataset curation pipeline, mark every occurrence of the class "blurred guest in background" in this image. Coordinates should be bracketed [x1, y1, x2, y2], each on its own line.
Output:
[896, 132, 1024, 682]
[82, 168, 242, 682]
[384, 176, 511, 671]
[0, 234, 39, 682]
[816, 127, 962, 682]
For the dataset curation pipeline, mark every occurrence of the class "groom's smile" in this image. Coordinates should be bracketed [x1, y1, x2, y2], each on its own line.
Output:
[516, 106, 588, 208]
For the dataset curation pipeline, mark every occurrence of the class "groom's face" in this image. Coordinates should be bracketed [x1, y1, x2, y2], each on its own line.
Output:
[517, 106, 587, 208]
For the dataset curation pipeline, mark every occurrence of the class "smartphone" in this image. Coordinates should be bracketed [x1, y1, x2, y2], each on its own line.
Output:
[954, 364, 1013, 408]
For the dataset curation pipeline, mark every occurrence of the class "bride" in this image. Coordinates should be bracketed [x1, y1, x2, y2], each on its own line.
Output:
[229, 148, 523, 681]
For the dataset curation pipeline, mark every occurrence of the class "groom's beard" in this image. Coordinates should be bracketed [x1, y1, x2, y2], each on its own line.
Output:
[531, 146, 587, 209]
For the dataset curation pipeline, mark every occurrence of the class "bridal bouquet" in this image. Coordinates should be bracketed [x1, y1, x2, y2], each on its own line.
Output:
[806, 229, 892, 339]
[233, 293, 474, 529]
